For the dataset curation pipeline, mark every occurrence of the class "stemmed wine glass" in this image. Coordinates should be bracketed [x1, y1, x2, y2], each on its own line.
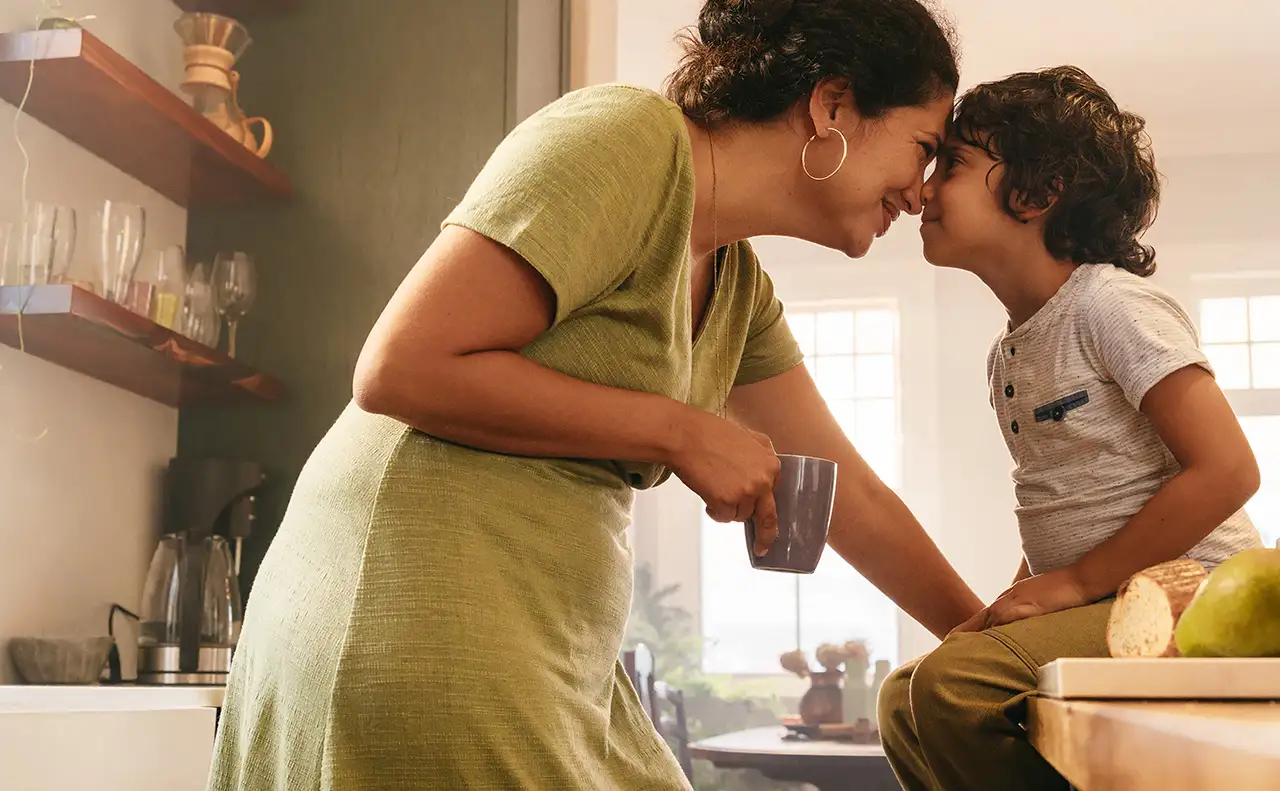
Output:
[212, 251, 256, 358]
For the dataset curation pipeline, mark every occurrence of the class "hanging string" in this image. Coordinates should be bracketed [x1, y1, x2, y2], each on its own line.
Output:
[7, 1, 95, 444]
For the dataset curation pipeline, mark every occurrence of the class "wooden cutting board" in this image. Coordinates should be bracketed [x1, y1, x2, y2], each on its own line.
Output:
[1039, 657, 1280, 700]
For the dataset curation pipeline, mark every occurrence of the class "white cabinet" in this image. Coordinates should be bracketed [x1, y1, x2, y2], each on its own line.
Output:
[0, 686, 223, 791]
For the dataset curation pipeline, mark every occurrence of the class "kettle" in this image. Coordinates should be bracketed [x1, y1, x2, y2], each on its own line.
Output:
[137, 533, 242, 685]
[135, 458, 262, 686]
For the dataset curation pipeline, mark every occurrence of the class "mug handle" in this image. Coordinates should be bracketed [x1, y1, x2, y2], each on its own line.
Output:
[244, 117, 273, 158]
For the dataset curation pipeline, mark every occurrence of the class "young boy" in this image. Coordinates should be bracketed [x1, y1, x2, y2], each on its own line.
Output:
[878, 66, 1263, 791]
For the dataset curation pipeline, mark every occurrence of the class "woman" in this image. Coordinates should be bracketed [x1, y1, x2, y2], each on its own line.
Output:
[207, 1, 982, 789]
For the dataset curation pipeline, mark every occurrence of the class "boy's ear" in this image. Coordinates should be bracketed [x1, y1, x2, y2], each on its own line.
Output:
[1010, 177, 1064, 223]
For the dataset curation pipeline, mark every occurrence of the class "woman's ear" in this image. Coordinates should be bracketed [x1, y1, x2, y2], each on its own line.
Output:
[805, 78, 856, 140]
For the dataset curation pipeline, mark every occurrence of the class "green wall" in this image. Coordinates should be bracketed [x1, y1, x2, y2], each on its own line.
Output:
[180, 0, 512, 591]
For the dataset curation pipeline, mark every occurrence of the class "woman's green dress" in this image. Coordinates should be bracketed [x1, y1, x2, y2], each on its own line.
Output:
[206, 84, 804, 790]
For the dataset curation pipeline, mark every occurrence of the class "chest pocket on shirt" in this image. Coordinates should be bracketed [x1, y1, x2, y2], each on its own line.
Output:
[1034, 390, 1090, 423]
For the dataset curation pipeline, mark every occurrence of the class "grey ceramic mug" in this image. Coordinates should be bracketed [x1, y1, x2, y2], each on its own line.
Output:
[744, 454, 838, 573]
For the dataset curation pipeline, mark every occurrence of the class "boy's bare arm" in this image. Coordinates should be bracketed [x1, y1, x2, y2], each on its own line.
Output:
[1071, 365, 1261, 599]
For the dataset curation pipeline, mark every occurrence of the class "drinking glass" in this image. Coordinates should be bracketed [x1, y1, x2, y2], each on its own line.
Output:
[182, 261, 221, 348]
[0, 222, 18, 286]
[147, 245, 187, 330]
[96, 200, 146, 305]
[22, 203, 76, 285]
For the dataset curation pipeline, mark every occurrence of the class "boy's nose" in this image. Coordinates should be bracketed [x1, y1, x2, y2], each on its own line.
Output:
[920, 172, 939, 208]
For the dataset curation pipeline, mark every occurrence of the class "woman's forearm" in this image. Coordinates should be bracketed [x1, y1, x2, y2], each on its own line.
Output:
[355, 347, 691, 464]
[827, 469, 984, 639]
[727, 367, 983, 638]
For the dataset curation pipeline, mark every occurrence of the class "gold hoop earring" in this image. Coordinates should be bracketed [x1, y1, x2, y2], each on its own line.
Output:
[801, 127, 849, 182]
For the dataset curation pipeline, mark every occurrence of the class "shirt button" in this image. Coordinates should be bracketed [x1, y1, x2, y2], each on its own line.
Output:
[1009, 346, 1016, 356]
[1011, 420, 1020, 434]
[1004, 384, 1015, 398]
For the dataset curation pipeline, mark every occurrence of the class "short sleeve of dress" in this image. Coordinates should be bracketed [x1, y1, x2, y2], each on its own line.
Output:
[443, 86, 687, 326]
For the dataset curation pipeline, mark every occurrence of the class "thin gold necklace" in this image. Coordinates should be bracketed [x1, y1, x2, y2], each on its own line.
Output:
[707, 127, 724, 418]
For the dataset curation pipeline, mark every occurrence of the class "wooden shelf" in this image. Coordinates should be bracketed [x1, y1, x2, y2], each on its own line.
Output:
[0, 285, 283, 407]
[173, 0, 301, 15]
[0, 28, 291, 208]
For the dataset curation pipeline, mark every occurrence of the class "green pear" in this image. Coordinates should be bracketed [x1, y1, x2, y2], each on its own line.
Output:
[1175, 548, 1280, 658]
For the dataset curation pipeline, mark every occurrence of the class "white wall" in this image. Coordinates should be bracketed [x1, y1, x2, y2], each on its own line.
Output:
[614, 0, 695, 89]
[569, 0, 616, 89]
[0, 0, 188, 682]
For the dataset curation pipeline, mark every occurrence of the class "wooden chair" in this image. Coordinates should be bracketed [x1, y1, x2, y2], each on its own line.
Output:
[623, 643, 693, 781]
[623, 643, 659, 725]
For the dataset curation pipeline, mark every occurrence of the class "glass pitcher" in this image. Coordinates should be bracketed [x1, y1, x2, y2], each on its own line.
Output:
[138, 534, 185, 648]
[201, 535, 243, 647]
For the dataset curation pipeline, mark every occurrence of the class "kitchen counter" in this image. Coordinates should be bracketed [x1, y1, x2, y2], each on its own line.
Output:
[0, 689, 220, 791]
[1028, 697, 1280, 790]
[0, 683, 224, 711]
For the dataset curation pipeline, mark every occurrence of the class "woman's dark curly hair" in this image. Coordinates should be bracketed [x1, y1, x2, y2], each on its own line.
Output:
[665, 0, 960, 126]
[953, 66, 1162, 276]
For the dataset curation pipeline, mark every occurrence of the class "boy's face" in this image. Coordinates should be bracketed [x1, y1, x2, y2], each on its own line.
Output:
[919, 135, 1023, 271]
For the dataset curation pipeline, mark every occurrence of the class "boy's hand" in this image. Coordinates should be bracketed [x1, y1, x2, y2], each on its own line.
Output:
[951, 568, 1090, 633]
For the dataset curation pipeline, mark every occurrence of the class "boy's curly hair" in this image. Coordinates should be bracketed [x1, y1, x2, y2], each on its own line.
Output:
[954, 66, 1161, 276]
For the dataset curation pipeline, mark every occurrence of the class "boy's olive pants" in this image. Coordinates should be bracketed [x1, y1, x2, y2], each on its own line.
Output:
[878, 601, 1112, 791]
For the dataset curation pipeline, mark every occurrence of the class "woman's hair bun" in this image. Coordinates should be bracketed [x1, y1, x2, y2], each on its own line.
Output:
[698, 0, 794, 46]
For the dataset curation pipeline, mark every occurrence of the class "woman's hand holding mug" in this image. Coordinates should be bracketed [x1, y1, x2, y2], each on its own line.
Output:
[667, 409, 781, 556]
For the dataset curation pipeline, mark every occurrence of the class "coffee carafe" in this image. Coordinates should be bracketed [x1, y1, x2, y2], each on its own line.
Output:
[137, 458, 263, 685]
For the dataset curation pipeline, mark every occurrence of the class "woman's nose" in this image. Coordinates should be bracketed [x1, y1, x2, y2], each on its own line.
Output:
[900, 169, 929, 216]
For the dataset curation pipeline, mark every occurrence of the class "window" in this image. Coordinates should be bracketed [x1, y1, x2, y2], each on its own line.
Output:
[1241, 416, 1280, 548]
[700, 303, 901, 674]
[1200, 296, 1280, 391]
[1199, 294, 1280, 547]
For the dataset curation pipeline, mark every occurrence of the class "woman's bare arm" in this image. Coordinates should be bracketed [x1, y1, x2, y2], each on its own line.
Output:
[728, 365, 983, 638]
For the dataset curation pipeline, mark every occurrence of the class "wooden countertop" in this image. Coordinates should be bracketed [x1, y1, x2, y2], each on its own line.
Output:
[1028, 697, 1280, 791]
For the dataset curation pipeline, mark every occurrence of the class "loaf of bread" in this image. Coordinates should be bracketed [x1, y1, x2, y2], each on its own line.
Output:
[1106, 558, 1208, 658]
